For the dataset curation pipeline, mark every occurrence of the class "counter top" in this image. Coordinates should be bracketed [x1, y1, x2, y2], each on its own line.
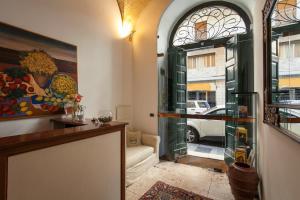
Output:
[0, 119, 127, 200]
[0, 120, 127, 154]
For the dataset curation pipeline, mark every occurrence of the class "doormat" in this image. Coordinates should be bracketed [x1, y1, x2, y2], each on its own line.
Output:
[176, 155, 228, 173]
[139, 181, 212, 200]
[195, 146, 212, 153]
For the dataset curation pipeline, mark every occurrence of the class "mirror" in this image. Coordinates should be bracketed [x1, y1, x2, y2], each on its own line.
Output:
[264, 0, 300, 142]
[271, 0, 300, 105]
[278, 107, 300, 141]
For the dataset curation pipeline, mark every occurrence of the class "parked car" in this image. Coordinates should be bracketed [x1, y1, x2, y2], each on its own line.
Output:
[187, 100, 210, 114]
[186, 105, 226, 143]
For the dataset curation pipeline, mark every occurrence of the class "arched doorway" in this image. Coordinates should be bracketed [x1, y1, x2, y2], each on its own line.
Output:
[158, 1, 253, 164]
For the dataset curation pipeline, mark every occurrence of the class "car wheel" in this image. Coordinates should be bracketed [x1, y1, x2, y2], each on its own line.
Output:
[186, 126, 199, 143]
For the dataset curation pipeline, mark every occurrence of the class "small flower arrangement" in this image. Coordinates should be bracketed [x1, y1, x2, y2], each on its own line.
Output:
[70, 94, 82, 113]
[64, 94, 84, 120]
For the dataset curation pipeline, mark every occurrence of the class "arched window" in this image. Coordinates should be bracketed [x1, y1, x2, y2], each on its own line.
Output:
[170, 2, 251, 47]
[271, 0, 300, 27]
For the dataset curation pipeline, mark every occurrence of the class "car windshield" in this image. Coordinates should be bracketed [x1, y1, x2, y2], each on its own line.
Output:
[203, 107, 225, 115]
[187, 102, 196, 108]
[207, 109, 226, 115]
[197, 102, 209, 108]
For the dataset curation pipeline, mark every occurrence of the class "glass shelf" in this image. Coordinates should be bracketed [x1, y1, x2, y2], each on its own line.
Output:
[224, 92, 258, 168]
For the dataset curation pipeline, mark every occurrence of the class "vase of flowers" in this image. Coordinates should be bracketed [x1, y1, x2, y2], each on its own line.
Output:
[63, 94, 83, 120]
[72, 94, 82, 120]
[64, 102, 74, 119]
[76, 105, 86, 121]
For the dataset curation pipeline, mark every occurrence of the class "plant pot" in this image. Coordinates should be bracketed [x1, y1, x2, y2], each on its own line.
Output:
[227, 162, 259, 200]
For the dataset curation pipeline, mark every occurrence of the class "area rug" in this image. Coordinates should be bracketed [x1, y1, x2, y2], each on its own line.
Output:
[139, 181, 212, 200]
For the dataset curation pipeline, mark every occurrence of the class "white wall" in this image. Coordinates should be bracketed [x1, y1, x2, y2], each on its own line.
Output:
[0, 0, 132, 135]
[132, 0, 171, 133]
[253, 1, 300, 200]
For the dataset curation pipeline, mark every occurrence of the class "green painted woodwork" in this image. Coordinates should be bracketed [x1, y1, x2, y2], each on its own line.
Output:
[224, 34, 254, 165]
[271, 34, 279, 103]
[165, 35, 254, 162]
[167, 47, 187, 160]
[224, 36, 238, 164]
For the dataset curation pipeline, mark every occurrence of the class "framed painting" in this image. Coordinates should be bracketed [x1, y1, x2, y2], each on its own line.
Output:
[0, 22, 77, 121]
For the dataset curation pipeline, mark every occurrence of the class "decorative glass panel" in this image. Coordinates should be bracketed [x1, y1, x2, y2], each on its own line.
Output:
[173, 6, 247, 46]
[271, 0, 300, 28]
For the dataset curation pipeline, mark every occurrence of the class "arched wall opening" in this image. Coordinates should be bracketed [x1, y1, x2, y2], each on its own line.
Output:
[132, 0, 300, 199]
[157, 0, 254, 159]
[157, 0, 253, 63]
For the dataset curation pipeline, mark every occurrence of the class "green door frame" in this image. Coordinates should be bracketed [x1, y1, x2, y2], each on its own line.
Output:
[160, 1, 253, 161]
[164, 33, 254, 161]
[166, 47, 188, 160]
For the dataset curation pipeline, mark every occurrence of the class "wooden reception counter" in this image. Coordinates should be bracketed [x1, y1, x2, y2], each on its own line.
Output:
[0, 120, 127, 200]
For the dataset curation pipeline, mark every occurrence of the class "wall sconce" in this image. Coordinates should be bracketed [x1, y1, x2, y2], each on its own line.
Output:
[119, 19, 135, 41]
[128, 30, 136, 42]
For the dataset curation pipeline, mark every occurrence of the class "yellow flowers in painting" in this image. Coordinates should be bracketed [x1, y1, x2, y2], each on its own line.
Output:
[51, 74, 77, 96]
[20, 51, 57, 76]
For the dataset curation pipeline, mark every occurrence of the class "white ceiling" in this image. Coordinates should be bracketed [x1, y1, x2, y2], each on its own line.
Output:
[228, 0, 257, 13]
[167, 0, 258, 21]
[116, 0, 257, 27]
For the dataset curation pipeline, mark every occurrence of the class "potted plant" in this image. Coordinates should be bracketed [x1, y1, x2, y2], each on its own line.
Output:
[64, 94, 83, 120]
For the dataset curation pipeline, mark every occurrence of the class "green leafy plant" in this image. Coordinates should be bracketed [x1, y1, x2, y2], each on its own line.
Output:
[4, 67, 27, 78]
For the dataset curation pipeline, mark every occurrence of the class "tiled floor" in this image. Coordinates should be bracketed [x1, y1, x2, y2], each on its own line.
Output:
[187, 143, 225, 160]
[126, 161, 234, 200]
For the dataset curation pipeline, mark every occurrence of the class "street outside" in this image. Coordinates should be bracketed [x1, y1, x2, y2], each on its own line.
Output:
[187, 142, 224, 160]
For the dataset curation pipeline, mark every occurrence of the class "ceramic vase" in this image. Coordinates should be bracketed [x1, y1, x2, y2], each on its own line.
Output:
[227, 162, 259, 200]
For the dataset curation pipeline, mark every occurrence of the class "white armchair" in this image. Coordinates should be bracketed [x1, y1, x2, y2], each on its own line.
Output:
[126, 132, 160, 186]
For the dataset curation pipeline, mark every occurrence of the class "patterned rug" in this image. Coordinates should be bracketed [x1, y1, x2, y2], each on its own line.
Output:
[139, 181, 212, 200]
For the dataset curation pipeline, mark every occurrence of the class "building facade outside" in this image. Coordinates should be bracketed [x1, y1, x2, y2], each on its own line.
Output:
[187, 47, 226, 107]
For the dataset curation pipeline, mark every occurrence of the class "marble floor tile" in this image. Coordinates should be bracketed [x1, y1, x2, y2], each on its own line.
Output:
[126, 190, 139, 200]
[208, 181, 234, 200]
[126, 161, 233, 200]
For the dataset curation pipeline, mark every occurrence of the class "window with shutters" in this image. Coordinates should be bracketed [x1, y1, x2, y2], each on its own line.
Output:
[187, 53, 215, 69]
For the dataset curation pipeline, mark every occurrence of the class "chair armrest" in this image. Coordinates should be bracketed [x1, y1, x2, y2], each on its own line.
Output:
[141, 134, 160, 154]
